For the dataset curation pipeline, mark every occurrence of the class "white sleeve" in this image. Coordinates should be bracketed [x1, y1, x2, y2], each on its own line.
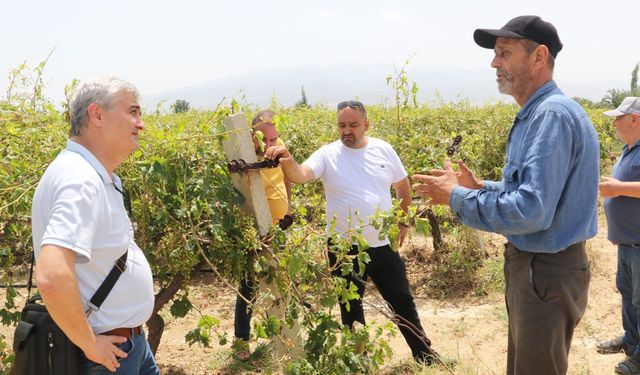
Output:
[302, 146, 326, 180]
[387, 144, 408, 183]
[40, 178, 102, 262]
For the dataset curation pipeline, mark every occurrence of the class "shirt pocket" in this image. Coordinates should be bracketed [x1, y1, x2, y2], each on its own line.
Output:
[502, 160, 520, 191]
[367, 161, 394, 186]
[627, 165, 640, 181]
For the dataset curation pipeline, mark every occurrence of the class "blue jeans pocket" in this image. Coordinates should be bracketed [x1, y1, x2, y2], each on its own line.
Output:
[87, 337, 135, 373]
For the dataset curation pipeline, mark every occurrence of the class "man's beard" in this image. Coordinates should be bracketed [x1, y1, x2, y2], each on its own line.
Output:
[496, 68, 515, 95]
[341, 135, 356, 148]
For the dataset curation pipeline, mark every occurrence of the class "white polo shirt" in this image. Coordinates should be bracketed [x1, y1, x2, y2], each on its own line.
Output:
[31, 140, 154, 334]
[303, 137, 407, 247]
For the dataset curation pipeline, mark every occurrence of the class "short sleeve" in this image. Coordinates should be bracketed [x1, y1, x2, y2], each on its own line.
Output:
[386, 144, 408, 183]
[40, 178, 102, 262]
[302, 147, 326, 180]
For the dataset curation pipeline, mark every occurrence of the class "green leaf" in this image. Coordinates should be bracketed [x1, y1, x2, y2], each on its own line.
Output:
[198, 315, 220, 329]
[254, 130, 265, 152]
[169, 297, 193, 318]
[254, 322, 267, 339]
[415, 217, 431, 236]
[264, 316, 281, 337]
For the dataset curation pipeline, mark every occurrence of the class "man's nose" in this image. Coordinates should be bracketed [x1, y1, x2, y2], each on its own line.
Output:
[491, 55, 501, 69]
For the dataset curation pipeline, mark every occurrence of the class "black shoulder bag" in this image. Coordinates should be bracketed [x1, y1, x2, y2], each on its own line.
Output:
[13, 184, 133, 375]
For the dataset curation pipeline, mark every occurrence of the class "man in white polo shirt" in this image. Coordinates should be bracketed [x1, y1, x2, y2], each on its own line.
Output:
[32, 77, 158, 374]
[263, 100, 438, 364]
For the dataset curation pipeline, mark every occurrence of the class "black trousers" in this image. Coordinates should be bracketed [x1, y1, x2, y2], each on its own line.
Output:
[504, 242, 590, 375]
[234, 254, 257, 341]
[328, 241, 432, 361]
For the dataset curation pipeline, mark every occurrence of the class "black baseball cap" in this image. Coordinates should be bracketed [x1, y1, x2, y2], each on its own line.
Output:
[473, 15, 563, 58]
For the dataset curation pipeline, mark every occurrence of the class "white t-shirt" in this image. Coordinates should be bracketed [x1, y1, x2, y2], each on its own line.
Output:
[303, 137, 407, 247]
[31, 140, 154, 334]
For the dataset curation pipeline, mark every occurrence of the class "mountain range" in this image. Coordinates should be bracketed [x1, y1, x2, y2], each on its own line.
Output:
[146, 63, 626, 110]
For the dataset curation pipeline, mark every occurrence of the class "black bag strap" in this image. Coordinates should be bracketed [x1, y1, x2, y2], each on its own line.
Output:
[26, 180, 135, 317]
[26, 252, 35, 301]
[87, 182, 134, 316]
[86, 251, 127, 315]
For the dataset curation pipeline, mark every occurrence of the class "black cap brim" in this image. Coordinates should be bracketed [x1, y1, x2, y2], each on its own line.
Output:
[474, 29, 524, 49]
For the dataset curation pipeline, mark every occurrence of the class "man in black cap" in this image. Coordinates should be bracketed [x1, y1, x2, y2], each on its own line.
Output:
[412, 15, 599, 375]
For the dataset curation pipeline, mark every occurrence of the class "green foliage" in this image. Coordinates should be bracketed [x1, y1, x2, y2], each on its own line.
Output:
[386, 54, 419, 123]
[286, 313, 394, 374]
[0, 61, 621, 373]
[573, 97, 606, 109]
[0, 334, 12, 375]
[185, 314, 223, 347]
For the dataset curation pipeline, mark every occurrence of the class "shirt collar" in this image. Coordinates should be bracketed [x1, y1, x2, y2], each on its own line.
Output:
[516, 80, 559, 120]
[65, 140, 120, 186]
[623, 140, 640, 154]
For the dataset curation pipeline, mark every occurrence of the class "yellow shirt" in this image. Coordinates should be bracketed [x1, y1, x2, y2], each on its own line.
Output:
[259, 138, 288, 223]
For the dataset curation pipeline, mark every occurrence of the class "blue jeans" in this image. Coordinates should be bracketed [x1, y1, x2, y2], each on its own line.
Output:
[617, 245, 640, 356]
[83, 331, 160, 374]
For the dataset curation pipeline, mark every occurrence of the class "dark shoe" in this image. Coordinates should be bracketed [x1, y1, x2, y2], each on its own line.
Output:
[598, 336, 630, 355]
[615, 355, 640, 375]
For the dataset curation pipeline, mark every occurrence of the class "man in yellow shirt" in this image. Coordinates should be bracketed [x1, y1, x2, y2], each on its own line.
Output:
[253, 110, 291, 222]
[233, 109, 291, 360]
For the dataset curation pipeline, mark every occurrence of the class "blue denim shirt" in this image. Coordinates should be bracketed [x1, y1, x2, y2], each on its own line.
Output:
[604, 141, 640, 244]
[450, 81, 599, 253]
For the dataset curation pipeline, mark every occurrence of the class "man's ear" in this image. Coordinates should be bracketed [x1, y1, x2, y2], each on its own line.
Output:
[364, 119, 370, 130]
[87, 103, 102, 127]
[534, 45, 549, 68]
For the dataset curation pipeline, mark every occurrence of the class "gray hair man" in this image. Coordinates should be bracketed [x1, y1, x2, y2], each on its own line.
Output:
[596, 97, 640, 375]
[33, 77, 159, 374]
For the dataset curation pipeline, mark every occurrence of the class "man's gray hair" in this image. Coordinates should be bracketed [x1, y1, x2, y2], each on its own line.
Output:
[68, 76, 140, 137]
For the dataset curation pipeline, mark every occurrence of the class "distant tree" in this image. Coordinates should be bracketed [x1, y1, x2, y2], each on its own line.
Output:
[172, 99, 190, 113]
[600, 88, 629, 108]
[294, 86, 309, 108]
[600, 62, 640, 108]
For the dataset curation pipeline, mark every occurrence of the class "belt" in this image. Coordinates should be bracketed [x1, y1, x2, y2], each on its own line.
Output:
[101, 326, 143, 338]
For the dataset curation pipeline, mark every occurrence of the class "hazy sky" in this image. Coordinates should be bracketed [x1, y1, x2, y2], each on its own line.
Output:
[2, 0, 638, 104]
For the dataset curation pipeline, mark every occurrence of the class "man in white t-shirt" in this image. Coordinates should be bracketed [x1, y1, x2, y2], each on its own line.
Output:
[264, 100, 437, 363]
[32, 77, 158, 374]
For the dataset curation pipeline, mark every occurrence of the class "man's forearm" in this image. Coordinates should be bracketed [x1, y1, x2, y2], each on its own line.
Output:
[36, 246, 97, 352]
[394, 178, 412, 214]
[617, 181, 640, 198]
[279, 158, 314, 184]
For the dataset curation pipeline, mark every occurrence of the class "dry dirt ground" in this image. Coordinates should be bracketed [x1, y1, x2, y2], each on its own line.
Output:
[0, 205, 627, 374]
[153, 204, 624, 374]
